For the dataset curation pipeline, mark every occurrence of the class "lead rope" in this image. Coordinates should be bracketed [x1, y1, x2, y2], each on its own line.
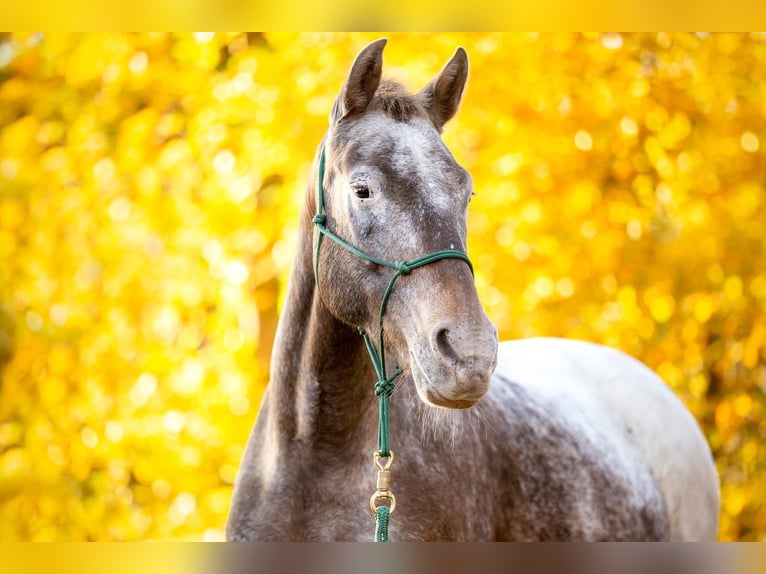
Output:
[312, 144, 473, 541]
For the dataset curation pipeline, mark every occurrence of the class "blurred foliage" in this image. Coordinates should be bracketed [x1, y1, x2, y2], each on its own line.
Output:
[0, 32, 764, 541]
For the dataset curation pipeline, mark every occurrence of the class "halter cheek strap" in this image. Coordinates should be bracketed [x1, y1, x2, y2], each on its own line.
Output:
[311, 143, 473, 541]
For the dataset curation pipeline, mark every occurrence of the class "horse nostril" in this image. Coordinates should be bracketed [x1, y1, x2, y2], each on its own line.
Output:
[434, 327, 459, 365]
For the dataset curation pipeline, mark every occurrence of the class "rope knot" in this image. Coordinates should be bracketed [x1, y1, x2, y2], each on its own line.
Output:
[394, 261, 411, 275]
[312, 214, 326, 225]
[374, 378, 396, 397]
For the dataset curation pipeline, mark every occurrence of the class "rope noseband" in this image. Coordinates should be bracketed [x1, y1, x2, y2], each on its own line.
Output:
[312, 143, 473, 541]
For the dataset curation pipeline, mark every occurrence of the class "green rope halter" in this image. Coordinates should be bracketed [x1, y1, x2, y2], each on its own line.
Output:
[312, 143, 473, 541]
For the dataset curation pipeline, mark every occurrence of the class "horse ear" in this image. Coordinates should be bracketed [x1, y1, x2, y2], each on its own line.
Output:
[330, 38, 387, 125]
[418, 47, 469, 131]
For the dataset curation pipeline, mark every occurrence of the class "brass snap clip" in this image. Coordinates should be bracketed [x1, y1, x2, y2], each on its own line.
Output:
[369, 450, 396, 515]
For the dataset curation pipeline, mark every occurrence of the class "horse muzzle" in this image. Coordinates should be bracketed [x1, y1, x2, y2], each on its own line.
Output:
[409, 317, 498, 409]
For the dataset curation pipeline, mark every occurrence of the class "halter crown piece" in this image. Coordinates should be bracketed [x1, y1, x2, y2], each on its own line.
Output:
[312, 143, 474, 542]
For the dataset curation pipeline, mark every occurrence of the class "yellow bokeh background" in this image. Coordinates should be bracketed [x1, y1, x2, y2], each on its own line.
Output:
[0, 32, 764, 541]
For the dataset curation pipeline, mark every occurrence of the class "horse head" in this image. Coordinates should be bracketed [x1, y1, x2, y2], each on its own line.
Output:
[313, 38, 498, 409]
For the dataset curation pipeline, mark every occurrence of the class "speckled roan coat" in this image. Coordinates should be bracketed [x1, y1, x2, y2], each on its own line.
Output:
[227, 39, 720, 541]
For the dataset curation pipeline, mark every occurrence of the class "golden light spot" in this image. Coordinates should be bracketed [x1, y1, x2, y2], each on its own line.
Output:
[689, 373, 708, 397]
[531, 276, 554, 298]
[205, 489, 231, 516]
[175, 358, 205, 395]
[707, 264, 725, 284]
[0, 448, 24, 476]
[108, 197, 131, 221]
[620, 116, 639, 137]
[723, 275, 744, 300]
[202, 238, 224, 262]
[521, 201, 542, 224]
[270, 239, 292, 268]
[105, 422, 123, 443]
[169, 492, 196, 526]
[213, 82, 233, 102]
[129, 373, 158, 407]
[741, 131, 760, 153]
[228, 176, 255, 203]
[741, 441, 758, 466]
[93, 157, 116, 181]
[493, 153, 523, 175]
[81, 428, 99, 449]
[128, 52, 148, 75]
[750, 276, 766, 298]
[626, 220, 643, 240]
[607, 201, 629, 224]
[644, 287, 675, 323]
[41, 376, 66, 404]
[601, 275, 618, 294]
[232, 72, 254, 95]
[734, 395, 753, 418]
[512, 241, 531, 261]
[693, 294, 715, 323]
[203, 529, 226, 542]
[574, 130, 593, 151]
[655, 182, 673, 204]
[213, 150, 236, 175]
[0, 41, 15, 67]
[193, 32, 215, 43]
[115, 486, 134, 506]
[219, 464, 238, 485]
[228, 395, 250, 416]
[0, 422, 22, 447]
[677, 151, 694, 172]
[568, 182, 598, 216]
[49, 304, 68, 326]
[0, 158, 18, 179]
[482, 286, 502, 308]
[495, 225, 515, 247]
[724, 488, 746, 517]
[47, 445, 65, 466]
[25, 311, 43, 332]
[556, 277, 575, 298]
[631, 78, 649, 98]
[224, 260, 250, 285]
[616, 285, 637, 308]
[152, 306, 181, 345]
[158, 139, 192, 168]
[257, 107, 277, 124]
[655, 155, 674, 178]
[580, 221, 597, 239]
[600, 33, 623, 50]
[645, 107, 669, 132]
[656, 361, 680, 385]
[164, 410, 187, 434]
[152, 479, 172, 500]
[180, 446, 202, 467]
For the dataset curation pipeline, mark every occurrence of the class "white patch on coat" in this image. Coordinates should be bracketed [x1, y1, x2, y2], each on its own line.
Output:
[492, 337, 720, 541]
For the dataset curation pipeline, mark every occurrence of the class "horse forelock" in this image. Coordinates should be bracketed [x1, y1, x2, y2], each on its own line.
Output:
[367, 79, 428, 123]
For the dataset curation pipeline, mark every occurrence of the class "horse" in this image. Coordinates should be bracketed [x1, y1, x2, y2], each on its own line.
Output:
[226, 38, 720, 541]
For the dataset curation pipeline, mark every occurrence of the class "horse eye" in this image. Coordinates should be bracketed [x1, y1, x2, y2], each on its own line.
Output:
[353, 184, 370, 199]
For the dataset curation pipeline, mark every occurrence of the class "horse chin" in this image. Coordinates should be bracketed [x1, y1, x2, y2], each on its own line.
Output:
[408, 349, 489, 410]
[422, 388, 481, 410]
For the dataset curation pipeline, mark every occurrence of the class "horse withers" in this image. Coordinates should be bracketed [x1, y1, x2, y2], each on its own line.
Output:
[227, 39, 720, 541]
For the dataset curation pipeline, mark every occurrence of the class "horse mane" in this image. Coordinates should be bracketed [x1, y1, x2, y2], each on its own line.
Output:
[367, 79, 427, 122]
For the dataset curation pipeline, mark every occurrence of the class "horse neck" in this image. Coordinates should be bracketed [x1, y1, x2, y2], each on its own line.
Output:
[266, 209, 378, 454]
